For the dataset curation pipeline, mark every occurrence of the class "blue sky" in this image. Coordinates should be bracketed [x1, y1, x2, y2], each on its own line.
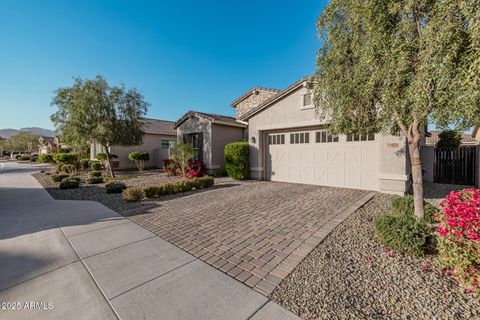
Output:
[0, 0, 328, 130]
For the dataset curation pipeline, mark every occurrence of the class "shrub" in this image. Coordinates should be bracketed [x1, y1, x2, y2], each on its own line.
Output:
[169, 143, 195, 178]
[105, 181, 126, 194]
[19, 155, 31, 161]
[51, 173, 70, 183]
[162, 159, 205, 178]
[90, 161, 102, 171]
[53, 153, 77, 165]
[88, 171, 102, 178]
[86, 176, 104, 184]
[123, 188, 144, 202]
[128, 151, 150, 171]
[390, 194, 438, 223]
[59, 177, 80, 189]
[436, 189, 480, 293]
[224, 141, 249, 180]
[436, 130, 462, 150]
[95, 153, 118, 161]
[374, 212, 430, 257]
[80, 159, 90, 169]
[60, 164, 76, 174]
[30, 157, 37, 162]
[142, 176, 214, 198]
[39, 153, 54, 163]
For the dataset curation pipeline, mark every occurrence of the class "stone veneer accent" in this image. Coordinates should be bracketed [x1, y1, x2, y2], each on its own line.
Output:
[235, 89, 278, 119]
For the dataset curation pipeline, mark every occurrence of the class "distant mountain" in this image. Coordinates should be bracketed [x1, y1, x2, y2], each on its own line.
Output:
[0, 127, 56, 139]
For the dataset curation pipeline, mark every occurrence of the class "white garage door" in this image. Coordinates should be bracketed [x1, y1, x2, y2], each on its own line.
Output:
[266, 129, 379, 191]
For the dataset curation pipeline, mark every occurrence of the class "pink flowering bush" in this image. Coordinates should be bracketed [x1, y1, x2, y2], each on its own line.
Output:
[435, 189, 480, 294]
[161, 159, 205, 179]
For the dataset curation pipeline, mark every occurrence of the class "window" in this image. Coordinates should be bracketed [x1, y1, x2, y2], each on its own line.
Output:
[161, 140, 176, 149]
[316, 131, 339, 143]
[347, 133, 375, 142]
[268, 134, 285, 145]
[290, 132, 310, 144]
[303, 93, 312, 106]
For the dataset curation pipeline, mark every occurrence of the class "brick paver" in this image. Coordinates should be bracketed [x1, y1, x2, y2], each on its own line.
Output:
[129, 181, 374, 296]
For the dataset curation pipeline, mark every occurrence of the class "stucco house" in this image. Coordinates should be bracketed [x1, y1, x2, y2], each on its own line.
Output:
[90, 118, 176, 169]
[232, 76, 411, 195]
[38, 136, 62, 154]
[174, 111, 247, 174]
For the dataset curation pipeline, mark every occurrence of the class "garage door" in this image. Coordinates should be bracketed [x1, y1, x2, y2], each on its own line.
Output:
[266, 129, 379, 191]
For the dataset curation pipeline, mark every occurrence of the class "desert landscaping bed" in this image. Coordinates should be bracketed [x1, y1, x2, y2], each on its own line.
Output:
[271, 193, 480, 320]
[32, 169, 181, 212]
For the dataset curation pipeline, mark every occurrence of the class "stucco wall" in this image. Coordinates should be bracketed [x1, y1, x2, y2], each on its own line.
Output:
[210, 124, 246, 170]
[235, 90, 278, 119]
[176, 116, 212, 168]
[247, 84, 409, 194]
[421, 146, 435, 183]
[91, 133, 176, 169]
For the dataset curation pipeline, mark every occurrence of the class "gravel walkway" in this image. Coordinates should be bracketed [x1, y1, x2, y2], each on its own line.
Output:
[271, 194, 480, 320]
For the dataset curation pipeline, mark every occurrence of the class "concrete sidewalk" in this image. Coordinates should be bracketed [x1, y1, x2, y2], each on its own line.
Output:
[0, 161, 300, 320]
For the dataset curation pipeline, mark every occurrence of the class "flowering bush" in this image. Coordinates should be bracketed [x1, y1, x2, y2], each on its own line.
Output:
[435, 189, 480, 294]
[162, 159, 205, 178]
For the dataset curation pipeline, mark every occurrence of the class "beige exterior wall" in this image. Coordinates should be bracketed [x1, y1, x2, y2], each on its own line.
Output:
[247, 84, 409, 194]
[176, 116, 212, 168]
[235, 90, 278, 119]
[90, 133, 176, 169]
[421, 146, 435, 183]
[210, 124, 246, 171]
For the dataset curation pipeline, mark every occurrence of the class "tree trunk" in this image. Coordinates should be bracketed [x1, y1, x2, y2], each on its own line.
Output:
[407, 124, 425, 219]
[105, 148, 115, 178]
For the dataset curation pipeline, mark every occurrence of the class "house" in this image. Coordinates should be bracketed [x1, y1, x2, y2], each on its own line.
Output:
[174, 111, 247, 174]
[424, 131, 479, 147]
[235, 76, 411, 195]
[38, 136, 62, 154]
[90, 118, 176, 169]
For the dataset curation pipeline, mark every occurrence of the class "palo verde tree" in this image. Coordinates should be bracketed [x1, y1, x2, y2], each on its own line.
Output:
[315, 0, 480, 218]
[51, 75, 149, 178]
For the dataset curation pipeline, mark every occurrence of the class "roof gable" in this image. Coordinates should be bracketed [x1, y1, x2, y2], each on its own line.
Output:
[174, 111, 247, 129]
[230, 87, 280, 108]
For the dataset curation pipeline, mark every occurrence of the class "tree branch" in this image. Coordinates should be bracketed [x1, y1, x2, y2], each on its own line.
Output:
[413, 1, 422, 40]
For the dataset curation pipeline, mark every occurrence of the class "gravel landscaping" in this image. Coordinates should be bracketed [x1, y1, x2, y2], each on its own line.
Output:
[271, 194, 480, 320]
[32, 169, 182, 213]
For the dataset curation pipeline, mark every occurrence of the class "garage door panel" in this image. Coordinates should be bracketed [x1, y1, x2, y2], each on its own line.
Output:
[266, 132, 379, 191]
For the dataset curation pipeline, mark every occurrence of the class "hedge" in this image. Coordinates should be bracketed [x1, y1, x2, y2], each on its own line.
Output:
[143, 176, 214, 198]
[59, 177, 80, 189]
[105, 181, 127, 194]
[51, 173, 70, 183]
[39, 153, 54, 163]
[224, 141, 249, 180]
[95, 153, 118, 161]
[123, 188, 144, 202]
[53, 153, 77, 164]
[90, 161, 102, 171]
[390, 194, 438, 223]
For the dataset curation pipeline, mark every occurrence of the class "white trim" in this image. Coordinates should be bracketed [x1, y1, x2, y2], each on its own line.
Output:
[250, 167, 263, 172]
[380, 173, 409, 181]
[256, 120, 328, 131]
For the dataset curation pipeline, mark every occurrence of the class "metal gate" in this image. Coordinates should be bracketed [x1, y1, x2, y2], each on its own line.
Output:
[434, 147, 476, 185]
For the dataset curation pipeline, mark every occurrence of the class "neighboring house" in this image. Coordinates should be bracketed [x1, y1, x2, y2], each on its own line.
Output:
[237, 76, 411, 195]
[174, 111, 247, 175]
[38, 136, 62, 154]
[90, 118, 176, 169]
[424, 131, 479, 147]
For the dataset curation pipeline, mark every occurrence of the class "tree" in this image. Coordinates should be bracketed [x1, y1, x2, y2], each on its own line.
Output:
[436, 130, 462, 150]
[169, 143, 195, 179]
[6, 131, 39, 153]
[315, 0, 480, 218]
[128, 151, 150, 171]
[51, 75, 149, 178]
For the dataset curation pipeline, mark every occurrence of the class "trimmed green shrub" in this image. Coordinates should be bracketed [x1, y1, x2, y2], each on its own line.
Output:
[51, 173, 70, 183]
[105, 181, 126, 194]
[142, 176, 215, 198]
[19, 155, 31, 161]
[122, 188, 144, 202]
[224, 141, 249, 180]
[86, 176, 104, 184]
[95, 153, 118, 161]
[59, 177, 80, 189]
[60, 164, 76, 174]
[39, 153, 54, 163]
[374, 212, 430, 257]
[90, 161, 102, 171]
[80, 159, 90, 169]
[30, 157, 37, 162]
[88, 171, 102, 178]
[53, 153, 77, 164]
[390, 194, 438, 223]
[128, 151, 150, 171]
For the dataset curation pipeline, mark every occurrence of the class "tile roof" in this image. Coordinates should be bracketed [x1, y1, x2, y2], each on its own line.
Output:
[141, 118, 176, 135]
[230, 87, 280, 107]
[425, 131, 478, 146]
[173, 111, 247, 129]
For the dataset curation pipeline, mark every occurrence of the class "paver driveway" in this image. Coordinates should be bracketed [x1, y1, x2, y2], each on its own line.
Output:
[130, 181, 375, 296]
